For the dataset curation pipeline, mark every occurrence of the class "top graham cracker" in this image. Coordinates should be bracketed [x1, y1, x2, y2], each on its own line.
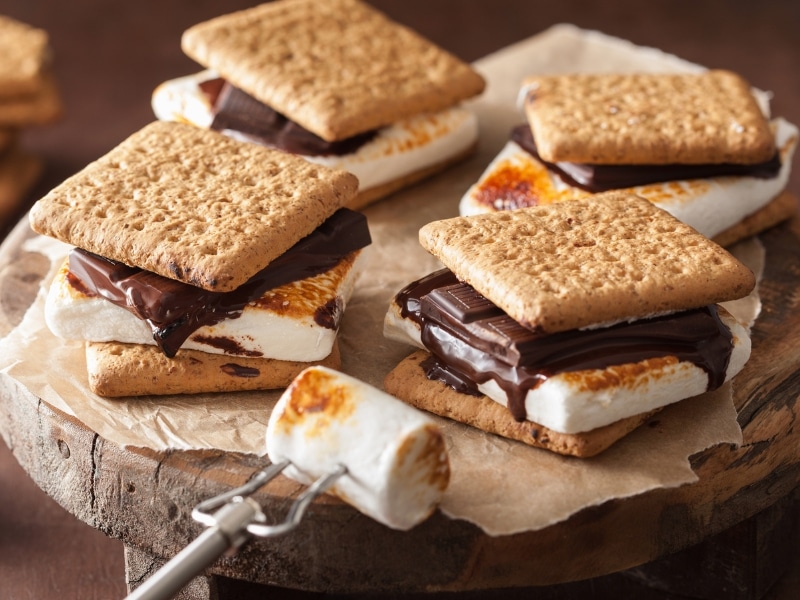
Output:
[29, 121, 358, 292]
[523, 70, 775, 165]
[181, 0, 486, 142]
[0, 15, 50, 98]
[418, 191, 755, 334]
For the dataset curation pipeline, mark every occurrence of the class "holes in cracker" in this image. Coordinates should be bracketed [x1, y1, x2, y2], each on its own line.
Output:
[123, 221, 145, 232]
[572, 237, 596, 249]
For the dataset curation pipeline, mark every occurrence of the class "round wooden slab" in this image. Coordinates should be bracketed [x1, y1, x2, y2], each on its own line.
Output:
[1, 212, 799, 594]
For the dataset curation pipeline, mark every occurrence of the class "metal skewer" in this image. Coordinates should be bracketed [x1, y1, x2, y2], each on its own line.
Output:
[124, 460, 347, 600]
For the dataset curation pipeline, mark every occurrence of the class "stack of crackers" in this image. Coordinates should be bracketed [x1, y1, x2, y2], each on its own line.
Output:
[0, 15, 62, 226]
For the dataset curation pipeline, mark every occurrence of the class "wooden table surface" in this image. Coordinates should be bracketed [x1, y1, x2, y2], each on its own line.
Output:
[1, 1, 800, 598]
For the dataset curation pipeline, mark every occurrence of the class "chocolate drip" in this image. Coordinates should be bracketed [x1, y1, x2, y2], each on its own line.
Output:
[209, 80, 377, 156]
[68, 209, 371, 358]
[220, 364, 260, 378]
[511, 124, 781, 192]
[396, 269, 734, 421]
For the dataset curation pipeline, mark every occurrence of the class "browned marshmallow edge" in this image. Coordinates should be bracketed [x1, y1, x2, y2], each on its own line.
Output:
[524, 70, 775, 165]
[419, 192, 755, 334]
[181, 0, 485, 141]
[28, 121, 359, 292]
[384, 349, 659, 458]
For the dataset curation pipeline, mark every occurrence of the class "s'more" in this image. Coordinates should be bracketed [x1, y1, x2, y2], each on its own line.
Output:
[384, 192, 755, 457]
[460, 71, 798, 247]
[152, 0, 486, 210]
[29, 120, 371, 398]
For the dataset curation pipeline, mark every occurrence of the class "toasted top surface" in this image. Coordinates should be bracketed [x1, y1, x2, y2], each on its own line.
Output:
[0, 15, 49, 97]
[181, 0, 485, 142]
[29, 121, 358, 292]
[419, 192, 755, 333]
[524, 70, 775, 165]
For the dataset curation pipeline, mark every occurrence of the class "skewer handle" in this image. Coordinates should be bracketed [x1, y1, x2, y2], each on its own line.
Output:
[124, 498, 259, 600]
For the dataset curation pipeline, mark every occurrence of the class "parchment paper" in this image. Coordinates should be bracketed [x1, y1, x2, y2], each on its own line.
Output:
[0, 24, 766, 536]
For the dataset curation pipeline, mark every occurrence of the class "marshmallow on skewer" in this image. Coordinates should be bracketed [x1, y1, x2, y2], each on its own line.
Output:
[266, 366, 450, 531]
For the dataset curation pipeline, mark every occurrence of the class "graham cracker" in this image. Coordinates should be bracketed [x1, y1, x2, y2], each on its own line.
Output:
[0, 15, 50, 98]
[86, 340, 341, 397]
[524, 71, 775, 165]
[0, 71, 62, 126]
[419, 192, 755, 333]
[181, 0, 485, 142]
[384, 350, 658, 458]
[712, 190, 797, 247]
[29, 121, 358, 292]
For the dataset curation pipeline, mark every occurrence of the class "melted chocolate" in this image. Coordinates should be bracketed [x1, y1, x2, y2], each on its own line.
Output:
[511, 124, 781, 192]
[396, 269, 734, 421]
[220, 364, 260, 378]
[209, 80, 377, 156]
[68, 209, 371, 358]
[314, 297, 343, 329]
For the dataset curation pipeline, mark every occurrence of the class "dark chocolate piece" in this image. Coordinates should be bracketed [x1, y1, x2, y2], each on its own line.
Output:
[395, 269, 734, 421]
[220, 364, 260, 378]
[210, 81, 377, 156]
[68, 209, 371, 358]
[422, 283, 541, 367]
[510, 124, 781, 193]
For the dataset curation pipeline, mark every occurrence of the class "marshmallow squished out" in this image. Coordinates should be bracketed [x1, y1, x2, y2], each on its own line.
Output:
[266, 367, 450, 531]
[152, 71, 480, 208]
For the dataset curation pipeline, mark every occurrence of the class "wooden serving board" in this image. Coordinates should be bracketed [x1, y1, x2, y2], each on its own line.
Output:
[0, 205, 799, 595]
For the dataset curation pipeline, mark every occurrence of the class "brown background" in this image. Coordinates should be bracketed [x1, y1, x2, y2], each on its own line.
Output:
[1, 0, 799, 598]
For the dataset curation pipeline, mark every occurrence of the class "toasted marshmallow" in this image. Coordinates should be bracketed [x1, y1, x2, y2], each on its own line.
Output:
[459, 118, 797, 240]
[152, 70, 479, 196]
[45, 251, 365, 362]
[266, 366, 450, 530]
[151, 70, 216, 128]
[384, 302, 750, 434]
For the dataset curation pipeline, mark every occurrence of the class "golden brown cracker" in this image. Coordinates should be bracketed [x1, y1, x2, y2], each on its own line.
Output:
[384, 350, 657, 458]
[29, 121, 358, 292]
[181, 0, 485, 141]
[524, 71, 775, 165]
[0, 15, 50, 98]
[86, 340, 341, 397]
[419, 191, 755, 333]
[0, 71, 62, 126]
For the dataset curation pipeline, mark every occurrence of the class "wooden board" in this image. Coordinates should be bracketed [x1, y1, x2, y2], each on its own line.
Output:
[0, 206, 799, 595]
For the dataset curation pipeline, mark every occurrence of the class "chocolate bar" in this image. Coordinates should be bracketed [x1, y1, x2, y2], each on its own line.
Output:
[69, 208, 371, 357]
[395, 268, 735, 421]
[211, 82, 376, 156]
[511, 124, 781, 192]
